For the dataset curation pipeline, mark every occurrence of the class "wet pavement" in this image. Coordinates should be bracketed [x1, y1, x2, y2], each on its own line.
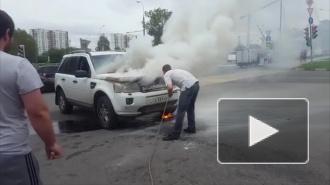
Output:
[31, 70, 329, 185]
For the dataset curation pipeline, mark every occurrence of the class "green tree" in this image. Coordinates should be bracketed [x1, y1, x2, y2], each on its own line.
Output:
[48, 49, 65, 63]
[37, 53, 49, 63]
[38, 47, 81, 64]
[96, 35, 110, 51]
[145, 8, 172, 46]
[9, 29, 37, 62]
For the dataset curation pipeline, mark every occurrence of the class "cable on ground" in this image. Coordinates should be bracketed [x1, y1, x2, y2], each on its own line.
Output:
[148, 97, 170, 185]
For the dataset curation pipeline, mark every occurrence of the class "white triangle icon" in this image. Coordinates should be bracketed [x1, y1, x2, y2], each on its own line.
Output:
[249, 116, 279, 147]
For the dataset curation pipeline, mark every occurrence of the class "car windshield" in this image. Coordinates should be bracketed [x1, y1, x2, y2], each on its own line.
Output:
[91, 54, 123, 73]
[37, 66, 58, 73]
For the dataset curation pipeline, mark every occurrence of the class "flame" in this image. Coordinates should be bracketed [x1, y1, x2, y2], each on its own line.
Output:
[162, 113, 173, 119]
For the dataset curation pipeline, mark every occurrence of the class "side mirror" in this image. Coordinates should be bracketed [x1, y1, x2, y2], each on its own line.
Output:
[75, 70, 89, 78]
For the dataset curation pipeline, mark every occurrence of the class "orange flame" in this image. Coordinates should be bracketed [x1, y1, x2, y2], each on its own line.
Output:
[162, 113, 173, 119]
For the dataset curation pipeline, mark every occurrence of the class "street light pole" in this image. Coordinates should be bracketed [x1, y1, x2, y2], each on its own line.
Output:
[99, 25, 105, 35]
[99, 25, 105, 51]
[137, 1, 145, 36]
[279, 0, 283, 37]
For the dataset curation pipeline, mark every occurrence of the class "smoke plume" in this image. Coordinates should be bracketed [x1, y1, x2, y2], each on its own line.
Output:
[100, 0, 267, 79]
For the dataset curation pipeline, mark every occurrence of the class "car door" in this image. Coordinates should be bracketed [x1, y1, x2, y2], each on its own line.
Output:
[63, 56, 80, 100]
[56, 57, 70, 96]
[71, 56, 93, 106]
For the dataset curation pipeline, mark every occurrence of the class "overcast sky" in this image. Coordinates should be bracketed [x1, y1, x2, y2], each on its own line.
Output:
[1, 0, 329, 49]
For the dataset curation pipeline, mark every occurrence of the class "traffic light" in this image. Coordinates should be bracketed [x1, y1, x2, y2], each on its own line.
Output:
[306, 39, 311, 47]
[18, 45, 25, 58]
[304, 27, 309, 39]
[304, 27, 311, 46]
[312, 26, 318, 39]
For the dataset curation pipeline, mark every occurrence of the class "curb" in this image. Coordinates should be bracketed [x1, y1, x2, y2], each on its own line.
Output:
[315, 68, 328, 71]
[292, 68, 330, 71]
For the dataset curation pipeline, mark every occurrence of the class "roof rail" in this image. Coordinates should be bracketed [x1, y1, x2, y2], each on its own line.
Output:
[69, 50, 87, 54]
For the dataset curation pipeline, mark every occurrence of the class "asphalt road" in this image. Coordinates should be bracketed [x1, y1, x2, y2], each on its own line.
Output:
[30, 70, 329, 185]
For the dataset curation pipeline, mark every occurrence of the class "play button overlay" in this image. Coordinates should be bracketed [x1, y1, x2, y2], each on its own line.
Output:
[249, 116, 279, 147]
[217, 98, 309, 164]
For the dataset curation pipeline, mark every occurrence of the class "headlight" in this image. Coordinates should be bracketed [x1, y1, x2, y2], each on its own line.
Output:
[113, 83, 141, 93]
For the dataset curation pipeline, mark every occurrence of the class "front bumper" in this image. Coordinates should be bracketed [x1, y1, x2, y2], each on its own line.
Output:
[112, 90, 180, 116]
[137, 100, 178, 115]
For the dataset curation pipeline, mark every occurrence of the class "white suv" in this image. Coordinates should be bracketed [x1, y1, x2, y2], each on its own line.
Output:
[54, 51, 179, 129]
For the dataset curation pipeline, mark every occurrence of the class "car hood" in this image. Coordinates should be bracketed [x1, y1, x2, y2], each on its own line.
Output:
[97, 74, 143, 83]
[97, 73, 166, 89]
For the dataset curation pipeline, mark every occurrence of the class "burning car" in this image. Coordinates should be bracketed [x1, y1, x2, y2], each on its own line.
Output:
[54, 51, 179, 130]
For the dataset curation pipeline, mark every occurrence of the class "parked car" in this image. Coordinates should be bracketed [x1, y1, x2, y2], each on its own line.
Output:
[54, 51, 180, 130]
[32, 63, 40, 69]
[37, 65, 59, 92]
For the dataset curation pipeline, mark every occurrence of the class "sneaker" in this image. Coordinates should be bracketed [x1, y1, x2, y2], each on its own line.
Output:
[162, 133, 180, 141]
[184, 128, 196, 133]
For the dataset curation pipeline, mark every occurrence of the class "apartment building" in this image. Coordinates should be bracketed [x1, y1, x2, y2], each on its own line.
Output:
[30, 29, 50, 55]
[30, 29, 69, 55]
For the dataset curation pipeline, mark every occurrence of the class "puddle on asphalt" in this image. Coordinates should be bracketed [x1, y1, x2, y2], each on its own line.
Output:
[29, 113, 176, 135]
[54, 120, 102, 134]
[29, 119, 102, 135]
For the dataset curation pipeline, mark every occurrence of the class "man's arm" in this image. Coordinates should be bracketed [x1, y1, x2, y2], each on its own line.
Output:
[21, 89, 55, 146]
[17, 60, 62, 159]
[21, 90, 58, 150]
[167, 84, 174, 97]
[164, 73, 174, 97]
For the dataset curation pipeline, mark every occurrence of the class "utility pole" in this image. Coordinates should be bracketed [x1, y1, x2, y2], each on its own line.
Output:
[240, 0, 281, 50]
[257, 25, 266, 40]
[137, 1, 145, 36]
[280, 0, 283, 37]
[306, 0, 315, 62]
[247, 14, 251, 48]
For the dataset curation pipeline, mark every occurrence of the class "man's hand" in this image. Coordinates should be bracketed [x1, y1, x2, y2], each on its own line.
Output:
[45, 143, 63, 160]
[168, 91, 173, 98]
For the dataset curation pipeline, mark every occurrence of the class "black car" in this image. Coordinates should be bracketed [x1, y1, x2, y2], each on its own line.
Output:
[37, 65, 59, 92]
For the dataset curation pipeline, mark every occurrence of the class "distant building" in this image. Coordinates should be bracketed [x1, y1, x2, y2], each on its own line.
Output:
[110, 33, 137, 50]
[30, 29, 69, 55]
[49, 30, 69, 50]
[80, 38, 91, 51]
[30, 29, 50, 55]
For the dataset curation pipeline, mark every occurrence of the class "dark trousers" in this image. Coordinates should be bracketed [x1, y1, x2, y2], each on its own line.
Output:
[172, 82, 200, 136]
[0, 152, 43, 185]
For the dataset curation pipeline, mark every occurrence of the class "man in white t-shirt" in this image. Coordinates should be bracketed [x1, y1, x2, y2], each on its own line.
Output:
[162, 64, 200, 141]
[0, 10, 63, 185]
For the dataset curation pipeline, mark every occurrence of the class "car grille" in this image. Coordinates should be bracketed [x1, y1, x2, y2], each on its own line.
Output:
[141, 84, 166, 92]
[140, 77, 167, 92]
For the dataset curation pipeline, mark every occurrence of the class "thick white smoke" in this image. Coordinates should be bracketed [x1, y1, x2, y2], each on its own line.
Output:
[100, 0, 266, 79]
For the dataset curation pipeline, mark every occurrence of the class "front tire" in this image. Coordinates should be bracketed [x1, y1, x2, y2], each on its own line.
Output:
[57, 90, 73, 114]
[96, 96, 119, 130]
